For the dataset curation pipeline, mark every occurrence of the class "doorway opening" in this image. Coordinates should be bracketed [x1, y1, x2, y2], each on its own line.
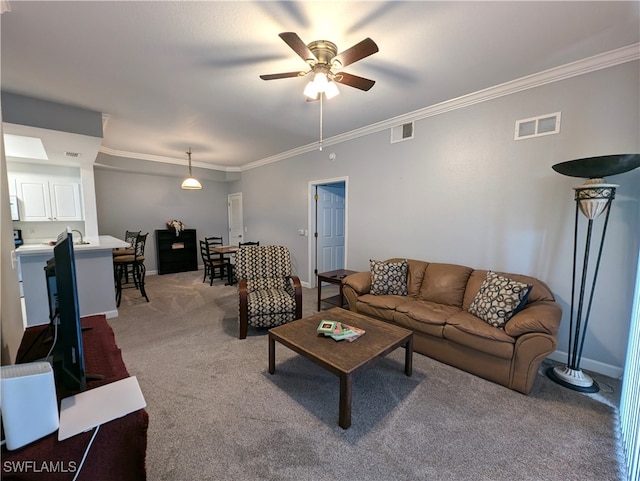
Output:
[308, 177, 348, 288]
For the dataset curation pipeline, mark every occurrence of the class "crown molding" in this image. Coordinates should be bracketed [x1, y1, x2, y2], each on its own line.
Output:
[98, 146, 241, 172]
[241, 43, 639, 171]
[100, 43, 640, 173]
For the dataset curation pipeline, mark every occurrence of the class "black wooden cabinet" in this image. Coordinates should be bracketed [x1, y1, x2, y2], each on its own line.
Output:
[156, 229, 198, 275]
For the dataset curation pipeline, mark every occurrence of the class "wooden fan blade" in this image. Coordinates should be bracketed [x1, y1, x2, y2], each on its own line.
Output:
[279, 32, 315, 63]
[333, 38, 378, 68]
[334, 72, 376, 91]
[260, 71, 305, 80]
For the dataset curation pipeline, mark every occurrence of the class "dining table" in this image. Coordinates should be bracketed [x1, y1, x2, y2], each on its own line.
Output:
[209, 245, 239, 285]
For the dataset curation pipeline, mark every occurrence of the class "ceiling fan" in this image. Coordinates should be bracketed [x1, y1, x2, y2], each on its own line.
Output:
[260, 32, 379, 100]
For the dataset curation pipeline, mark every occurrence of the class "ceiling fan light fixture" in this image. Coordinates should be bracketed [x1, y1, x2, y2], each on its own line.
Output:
[313, 71, 328, 88]
[304, 71, 339, 100]
[324, 81, 340, 99]
[304, 80, 319, 100]
[181, 148, 202, 190]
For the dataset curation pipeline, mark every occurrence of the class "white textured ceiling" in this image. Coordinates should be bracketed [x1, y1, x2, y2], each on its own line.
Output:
[2, 1, 639, 171]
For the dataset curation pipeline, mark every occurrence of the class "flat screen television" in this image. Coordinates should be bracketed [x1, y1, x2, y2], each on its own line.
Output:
[45, 231, 87, 392]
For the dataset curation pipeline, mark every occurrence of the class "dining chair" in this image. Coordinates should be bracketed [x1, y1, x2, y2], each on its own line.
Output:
[239, 241, 260, 247]
[200, 240, 230, 285]
[113, 233, 149, 306]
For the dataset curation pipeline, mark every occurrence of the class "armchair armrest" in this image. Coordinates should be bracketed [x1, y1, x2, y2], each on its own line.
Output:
[289, 276, 303, 320]
[238, 279, 249, 339]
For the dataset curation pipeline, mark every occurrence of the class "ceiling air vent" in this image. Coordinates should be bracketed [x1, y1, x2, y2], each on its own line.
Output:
[391, 122, 414, 144]
[65, 151, 82, 158]
[515, 112, 561, 140]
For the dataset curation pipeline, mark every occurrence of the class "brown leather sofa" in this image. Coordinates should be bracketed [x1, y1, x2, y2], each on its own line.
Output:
[342, 259, 562, 394]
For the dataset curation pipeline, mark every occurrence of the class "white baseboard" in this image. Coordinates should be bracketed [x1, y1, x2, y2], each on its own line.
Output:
[547, 350, 623, 380]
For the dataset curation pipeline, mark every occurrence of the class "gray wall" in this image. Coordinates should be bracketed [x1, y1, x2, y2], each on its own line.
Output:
[94, 61, 639, 377]
[229, 61, 640, 377]
[94, 166, 230, 273]
[2, 91, 103, 137]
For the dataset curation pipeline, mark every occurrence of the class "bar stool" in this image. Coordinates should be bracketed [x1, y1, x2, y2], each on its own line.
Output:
[114, 233, 149, 306]
[113, 230, 140, 283]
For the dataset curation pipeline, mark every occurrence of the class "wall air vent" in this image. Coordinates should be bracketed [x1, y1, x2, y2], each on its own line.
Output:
[515, 112, 561, 140]
[64, 152, 82, 158]
[391, 122, 414, 144]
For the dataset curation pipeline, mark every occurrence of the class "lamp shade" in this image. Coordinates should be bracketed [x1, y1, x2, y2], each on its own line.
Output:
[552, 154, 640, 178]
[181, 148, 202, 190]
[181, 177, 202, 190]
[574, 179, 618, 220]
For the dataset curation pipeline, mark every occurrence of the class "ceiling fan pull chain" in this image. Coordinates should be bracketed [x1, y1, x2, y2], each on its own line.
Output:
[319, 93, 323, 151]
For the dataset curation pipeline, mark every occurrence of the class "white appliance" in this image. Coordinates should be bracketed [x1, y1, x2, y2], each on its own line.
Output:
[1, 362, 59, 450]
[9, 195, 19, 220]
[58, 376, 146, 441]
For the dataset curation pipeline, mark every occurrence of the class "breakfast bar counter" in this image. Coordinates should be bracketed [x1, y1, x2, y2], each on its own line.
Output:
[17, 235, 128, 327]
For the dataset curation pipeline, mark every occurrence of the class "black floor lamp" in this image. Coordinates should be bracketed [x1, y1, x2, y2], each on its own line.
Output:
[547, 154, 640, 393]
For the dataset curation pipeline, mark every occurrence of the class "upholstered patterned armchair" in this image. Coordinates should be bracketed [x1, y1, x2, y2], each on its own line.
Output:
[235, 245, 302, 339]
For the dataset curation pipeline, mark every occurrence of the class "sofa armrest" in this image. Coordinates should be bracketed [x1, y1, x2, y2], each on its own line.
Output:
[504, 300, 562, 338]
[343, 271, 371, 295]
[342, 271, 371, 311]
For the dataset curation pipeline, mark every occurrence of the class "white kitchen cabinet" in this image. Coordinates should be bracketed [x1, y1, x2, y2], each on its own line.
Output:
[17, 179, 83, 222]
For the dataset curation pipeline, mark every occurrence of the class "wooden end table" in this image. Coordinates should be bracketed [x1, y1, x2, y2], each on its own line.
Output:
[268, 307, 413, 429]
[317, 269, 358, 311]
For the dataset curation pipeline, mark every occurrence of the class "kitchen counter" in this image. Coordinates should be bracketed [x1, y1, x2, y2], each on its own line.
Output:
[16, 235, 129, 326]
[16, 235, 128, 255]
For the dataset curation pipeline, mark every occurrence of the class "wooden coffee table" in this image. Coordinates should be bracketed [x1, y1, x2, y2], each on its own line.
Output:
[268, 307, 413, 429]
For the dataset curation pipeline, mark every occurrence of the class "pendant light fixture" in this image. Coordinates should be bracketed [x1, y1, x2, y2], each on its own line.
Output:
[181, 148, 202, 190]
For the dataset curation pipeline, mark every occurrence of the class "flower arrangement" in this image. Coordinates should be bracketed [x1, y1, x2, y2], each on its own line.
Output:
[167, 219, 185, 236]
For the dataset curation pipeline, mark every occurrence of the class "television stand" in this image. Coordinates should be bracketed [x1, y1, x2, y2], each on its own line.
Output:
[3, 315, 148, 480]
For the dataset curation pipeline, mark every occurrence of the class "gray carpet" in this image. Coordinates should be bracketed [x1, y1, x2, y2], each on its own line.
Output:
[109, 271, 623, 481]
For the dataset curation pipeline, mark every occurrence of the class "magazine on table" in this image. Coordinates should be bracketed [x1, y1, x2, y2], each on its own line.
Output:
[317, 320, 365, 342]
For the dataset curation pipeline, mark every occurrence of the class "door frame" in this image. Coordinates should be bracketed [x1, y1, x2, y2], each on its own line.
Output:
[307, 176, 348, 288]
[227, 192, 243, 245]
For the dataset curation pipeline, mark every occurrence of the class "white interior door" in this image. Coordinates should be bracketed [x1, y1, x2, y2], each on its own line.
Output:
[316, 182, 345, 272]
[227, 192, 243, 245]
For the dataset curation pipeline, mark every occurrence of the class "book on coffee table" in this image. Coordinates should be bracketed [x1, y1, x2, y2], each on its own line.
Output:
[317, 320, 340, 335]
[317, 320, 365, 342]
[342, 324, 366, 342]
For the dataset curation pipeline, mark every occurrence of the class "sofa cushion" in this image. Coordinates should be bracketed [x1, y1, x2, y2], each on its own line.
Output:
[393, 311, 446, 338]
[396, 300, 461, 326]
[468, 271, 531, 329]
[386, 258, 428, 296]
[445, 312, 515, 359]
[419, 263, 473, 307]
[370, 259, 408, 296]
[355, 294, 414, 322]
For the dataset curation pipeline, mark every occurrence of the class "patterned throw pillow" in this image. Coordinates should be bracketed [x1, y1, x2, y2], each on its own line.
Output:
[370, 259, 408, 296]
[468, 271, 531, 329]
